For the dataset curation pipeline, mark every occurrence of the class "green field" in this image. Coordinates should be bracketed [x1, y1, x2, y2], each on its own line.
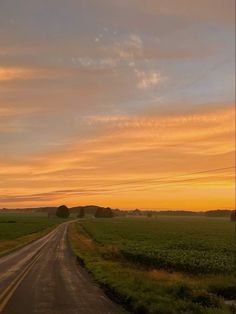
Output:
[82, 217, 234, 274]
[69, 216, 235, 314]
[0, 213, 63, 255]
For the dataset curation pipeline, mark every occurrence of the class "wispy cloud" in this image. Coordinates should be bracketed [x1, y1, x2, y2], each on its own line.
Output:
[113, 34, 143, 59]
[135, 70, 165, 89]
[0, 67, 35, 81]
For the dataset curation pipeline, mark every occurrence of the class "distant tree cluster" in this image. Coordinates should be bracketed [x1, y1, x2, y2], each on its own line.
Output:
[95, 207, 114, 218]
[3, 203, 233, 220]
[56, 205, 70, 218]
[205, 210, 232, 217]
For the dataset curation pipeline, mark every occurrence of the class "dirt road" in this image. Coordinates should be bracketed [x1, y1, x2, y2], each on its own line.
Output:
[0, 222, 122, 314]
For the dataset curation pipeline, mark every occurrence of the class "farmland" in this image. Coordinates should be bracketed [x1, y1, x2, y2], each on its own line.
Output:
[82, 217, 234, 274]
[69, 216, 235, 314]
[0, 213, 63, 255]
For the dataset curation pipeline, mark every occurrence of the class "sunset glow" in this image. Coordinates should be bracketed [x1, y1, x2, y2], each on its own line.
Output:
[0, 0, 235, 210]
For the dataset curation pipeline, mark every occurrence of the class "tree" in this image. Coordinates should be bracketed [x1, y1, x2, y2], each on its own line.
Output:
[56, 205, 70, 218]
[95, 207, 114, 218]
[133, 209, 142, 216]
[77, 207, 85, 218]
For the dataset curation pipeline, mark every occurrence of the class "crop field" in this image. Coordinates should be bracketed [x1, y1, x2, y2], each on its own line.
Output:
[81, 217, 235, 274]
[69, 216, 235, 314]
[0, 213, 62, 255]
[0, 214, 62, 240]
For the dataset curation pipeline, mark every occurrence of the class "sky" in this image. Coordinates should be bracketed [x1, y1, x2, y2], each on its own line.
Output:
[0, 0, 235, 210]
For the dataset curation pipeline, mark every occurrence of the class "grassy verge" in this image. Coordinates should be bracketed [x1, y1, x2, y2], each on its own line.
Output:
[68, 222, 234, 314]
[0, 214, 67, 256]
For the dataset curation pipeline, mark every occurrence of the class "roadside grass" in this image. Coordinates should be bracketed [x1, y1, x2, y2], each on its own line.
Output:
[68, 220, 234, 314]
[0, 213, 66, 256]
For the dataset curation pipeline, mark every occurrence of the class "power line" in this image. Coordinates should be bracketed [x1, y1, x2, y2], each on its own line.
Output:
[95, 165, 235, 193]
[146, 166, 235, 185]
[99, 166, 235, 188]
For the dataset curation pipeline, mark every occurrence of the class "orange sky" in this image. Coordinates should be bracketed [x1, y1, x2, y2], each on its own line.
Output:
[0, 104, 234, 210]
[0, 0, 235, 210]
